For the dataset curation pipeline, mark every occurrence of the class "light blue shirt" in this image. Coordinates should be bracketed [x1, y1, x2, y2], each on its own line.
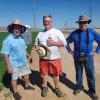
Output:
[1, 33, 28, 68]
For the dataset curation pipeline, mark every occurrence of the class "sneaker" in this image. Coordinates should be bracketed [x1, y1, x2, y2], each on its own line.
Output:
[25, 85, 35, 90]
[55, 88, 65, 97]
[13, 92, 21, 100]
[89, 92, 99, 100]
[41, 87, 48, 97]
[73, 89, 82, 95]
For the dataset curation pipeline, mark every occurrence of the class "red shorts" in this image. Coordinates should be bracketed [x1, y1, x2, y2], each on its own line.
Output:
[39, 58, 62, 75]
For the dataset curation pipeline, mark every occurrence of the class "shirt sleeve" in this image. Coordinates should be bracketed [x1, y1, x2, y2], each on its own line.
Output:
[94, 31, 100, 53]
[1, 38, 10, 55]
[57, 30, 67, 46]
[66, 33, 73, 53]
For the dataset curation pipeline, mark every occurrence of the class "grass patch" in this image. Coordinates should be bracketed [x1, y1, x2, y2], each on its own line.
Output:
[0, 32, 9, 91]
[0, 53, 6, 91]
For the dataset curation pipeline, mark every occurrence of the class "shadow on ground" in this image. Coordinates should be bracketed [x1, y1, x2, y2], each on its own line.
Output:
[29, 70, 42, 90]
[2, 70, 43, 90]
[2, 71, 11, 88]
[59, 72, 77, 90]
[2, 70, 77, 93]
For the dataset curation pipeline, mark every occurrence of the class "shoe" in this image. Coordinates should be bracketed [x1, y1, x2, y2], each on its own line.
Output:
[25, 85, 35, 90]
[73, 89, 82, 95]
[13, 92, 21, 100]
[55, 88, 65, 97]
[88, 92, 99, 100]
[41, 87, 48, 97]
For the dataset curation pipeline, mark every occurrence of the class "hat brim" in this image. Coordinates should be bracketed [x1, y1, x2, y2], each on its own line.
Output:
[7, 24, 26, 34]
[38, 44, 51, 59]
[76, 20, 91, 24]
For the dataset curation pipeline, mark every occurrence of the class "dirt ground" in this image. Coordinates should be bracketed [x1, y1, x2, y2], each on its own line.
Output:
[0, 46, 100, 100]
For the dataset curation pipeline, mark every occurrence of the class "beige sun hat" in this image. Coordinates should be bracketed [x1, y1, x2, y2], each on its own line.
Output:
[25, 25, 31, 29]
[37, 44, 51, 59]
[7, 19, 26, 34]
[76, 15, 91, 24]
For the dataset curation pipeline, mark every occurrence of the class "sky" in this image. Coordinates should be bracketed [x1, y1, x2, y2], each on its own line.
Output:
[0, 0, 100, 29]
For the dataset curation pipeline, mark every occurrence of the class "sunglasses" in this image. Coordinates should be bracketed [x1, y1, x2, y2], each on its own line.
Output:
[79, 22, 88, 25]
[13, 25, 21, 30]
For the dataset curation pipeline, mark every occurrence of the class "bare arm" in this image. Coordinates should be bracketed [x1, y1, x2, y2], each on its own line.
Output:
[3, 55, 13, 73]
[47, 39, 64, 47]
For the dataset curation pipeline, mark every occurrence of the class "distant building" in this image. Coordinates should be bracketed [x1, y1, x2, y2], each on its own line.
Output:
[0, 26, 7, 32]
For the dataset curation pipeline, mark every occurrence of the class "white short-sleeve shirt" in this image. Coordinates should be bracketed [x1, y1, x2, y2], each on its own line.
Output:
[35, 28, 66, 60]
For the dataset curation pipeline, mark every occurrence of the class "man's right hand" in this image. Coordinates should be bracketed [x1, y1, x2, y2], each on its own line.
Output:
[33, 45, 40, 51]
[3, 55, 13, 73]
[7, 64, 13, 73]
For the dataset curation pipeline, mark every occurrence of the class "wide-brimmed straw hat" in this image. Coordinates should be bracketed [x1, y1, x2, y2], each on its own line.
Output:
[25, 25, 31, 29]
[7, 19, 26, 34]
[76, 15, 91, 24]
[37, 44, 51, 59]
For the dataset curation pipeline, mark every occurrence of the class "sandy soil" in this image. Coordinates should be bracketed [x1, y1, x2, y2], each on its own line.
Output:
[0, 33, 100, 100]
[0, 46, 100, 100]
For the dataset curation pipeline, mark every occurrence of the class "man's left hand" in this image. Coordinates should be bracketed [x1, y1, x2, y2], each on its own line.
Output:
[47, 39, 55, 46]
[90, 51, 98, 57]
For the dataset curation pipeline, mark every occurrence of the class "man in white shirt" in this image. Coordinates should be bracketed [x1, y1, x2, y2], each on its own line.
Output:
[34, 15, 66, 97]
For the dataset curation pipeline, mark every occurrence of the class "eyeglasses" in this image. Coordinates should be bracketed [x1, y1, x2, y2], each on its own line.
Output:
[44, 21, 52, 22]
[79, 22, 88, 25]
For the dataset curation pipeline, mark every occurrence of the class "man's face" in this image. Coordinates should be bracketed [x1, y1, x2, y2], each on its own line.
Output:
[79, 21, 88, 31]
[43, 17, 52, 31]
[13, 25, 21, 36]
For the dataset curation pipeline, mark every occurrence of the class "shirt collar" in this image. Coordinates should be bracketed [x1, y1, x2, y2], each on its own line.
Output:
[11, 33, 22, 39]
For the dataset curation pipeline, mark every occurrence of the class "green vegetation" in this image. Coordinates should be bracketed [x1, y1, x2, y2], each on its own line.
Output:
[0, 32, 9, 91]
[0, 53, 6, 91]
[0, 32, 9, 49]
[0, 32, 38, 91]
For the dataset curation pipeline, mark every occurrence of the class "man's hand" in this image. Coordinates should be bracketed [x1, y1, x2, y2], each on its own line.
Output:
[7, 64, 13, 73]
[70, 51, 74, 57]
[3, 55, 13, 73]
[47, 39, 64, 47]
[33, 45, 40, 51]
[90, 51, 98, 57]
[47, 39, 55, 46]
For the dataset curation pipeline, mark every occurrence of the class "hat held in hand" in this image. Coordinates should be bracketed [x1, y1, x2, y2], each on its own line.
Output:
[37, 44, 51, 59]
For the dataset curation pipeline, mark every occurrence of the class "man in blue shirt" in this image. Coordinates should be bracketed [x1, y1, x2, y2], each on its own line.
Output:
[66, 15, 100, 100]
[1, 19, 34, 100]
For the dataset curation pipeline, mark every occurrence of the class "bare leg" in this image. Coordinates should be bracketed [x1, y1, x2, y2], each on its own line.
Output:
[53, 75, 64, 97]
[23, 74, 30, 87]
[41, 74, 48, 97]
[23, 74, 35, 90]
[53, 75, 59, 88]
[42, 74, 48, 87]
[12, 80, 22, 99]
[11, 80, 17, 93]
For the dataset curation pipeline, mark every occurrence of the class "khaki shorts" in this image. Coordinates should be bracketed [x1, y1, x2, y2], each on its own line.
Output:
[12, 65, 31, 80]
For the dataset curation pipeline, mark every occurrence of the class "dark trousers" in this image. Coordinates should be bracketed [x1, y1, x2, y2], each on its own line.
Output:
[74, 56, 96, 93]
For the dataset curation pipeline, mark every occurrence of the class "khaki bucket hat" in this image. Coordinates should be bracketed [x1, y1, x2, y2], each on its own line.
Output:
[76, 15, 91, 24]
